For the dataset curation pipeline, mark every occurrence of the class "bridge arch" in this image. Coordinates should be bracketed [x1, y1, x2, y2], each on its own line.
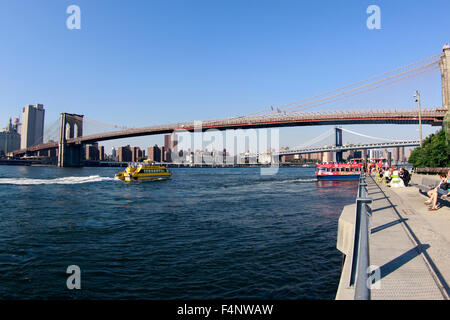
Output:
[65, 123, 72, 140]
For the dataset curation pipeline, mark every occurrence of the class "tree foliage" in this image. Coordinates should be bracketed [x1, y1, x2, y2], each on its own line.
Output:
[409, 129, 450, 168]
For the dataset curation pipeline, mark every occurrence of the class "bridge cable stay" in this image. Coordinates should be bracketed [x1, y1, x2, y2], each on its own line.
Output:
[231, 53, 441, 119]
[287, 63, 440, 113]
[44, 118, 61, 143]
[44, 126, 60, 143]
[33, 118, 60, 145]
[280, 60, 439, 113]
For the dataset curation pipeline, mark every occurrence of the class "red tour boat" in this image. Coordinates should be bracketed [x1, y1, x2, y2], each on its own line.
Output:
[315, 163, 363, 181]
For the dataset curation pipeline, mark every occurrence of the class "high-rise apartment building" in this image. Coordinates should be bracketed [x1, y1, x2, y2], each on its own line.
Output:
[147, 145, 162, 162]
[117, 145, 132, 162]
[393, 147, 400, 162]
[131, 146, 143, 162]
[85, 144, 100, 161]
[21, 104, 45, 149]
[399, 146, 405, 163]
[98, 146, 105, 161]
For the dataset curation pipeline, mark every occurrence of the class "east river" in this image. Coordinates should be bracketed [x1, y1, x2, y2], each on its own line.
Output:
[0, 166, 357, 299]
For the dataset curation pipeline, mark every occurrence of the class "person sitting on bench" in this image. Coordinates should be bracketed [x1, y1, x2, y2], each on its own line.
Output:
[425, 172, 449, 211]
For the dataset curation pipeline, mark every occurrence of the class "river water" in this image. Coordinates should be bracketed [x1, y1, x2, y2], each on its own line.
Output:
[0, 166, 357, 299]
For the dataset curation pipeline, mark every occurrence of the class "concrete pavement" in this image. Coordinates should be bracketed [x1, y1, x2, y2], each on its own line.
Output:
[336, 175, 450, 300]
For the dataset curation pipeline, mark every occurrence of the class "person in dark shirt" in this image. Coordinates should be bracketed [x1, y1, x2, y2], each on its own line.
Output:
[399, 168, 410, 187]
[425, 172, 449, 211]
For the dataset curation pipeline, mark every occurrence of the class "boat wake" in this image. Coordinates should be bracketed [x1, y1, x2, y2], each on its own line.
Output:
[0, 175, 115, 185]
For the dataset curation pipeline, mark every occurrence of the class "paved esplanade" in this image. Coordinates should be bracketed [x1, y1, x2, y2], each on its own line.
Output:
[336, 176, 450, 300]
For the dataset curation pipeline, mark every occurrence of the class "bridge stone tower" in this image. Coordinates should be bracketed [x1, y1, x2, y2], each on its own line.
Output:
[58, 113, 84, 167]
[440, 45, 450, 143]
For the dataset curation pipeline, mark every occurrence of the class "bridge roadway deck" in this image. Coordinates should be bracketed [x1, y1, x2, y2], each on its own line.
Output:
[12, 108, 447, 156]
[336, 175, 450, 300]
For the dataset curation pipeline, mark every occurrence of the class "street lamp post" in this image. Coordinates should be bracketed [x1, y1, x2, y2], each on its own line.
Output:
[414, 90, 423, 147]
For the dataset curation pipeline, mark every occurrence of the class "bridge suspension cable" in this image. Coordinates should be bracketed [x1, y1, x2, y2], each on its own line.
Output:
[83, 117, 129, 130]
[286, 127, 411, 154]
[288, 62, 440, 113]
[340, 127, 403, 142]
[275, 53, 441, 111]
[280, 60, 440, 113]
[235, 52, 441, 119]
[287, 128, 335, 150]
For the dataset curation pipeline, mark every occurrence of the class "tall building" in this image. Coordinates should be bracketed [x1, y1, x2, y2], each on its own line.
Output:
[111, 147, 117, 160]
[322, 151, 333, 163]
[399, 146, 405, 163]
[383, 149, 389, 160]
[131, 146, 144, 162]
[369, 149, 383, 159]
[21, 104, 45, 149]
[0, 118, 21, 155]
[406, 149, 413, 162]
[393, 147, 400, 162]
[98, 146, 105, 161]
[164, 132, 178, 162]
[117, 145, 132, 162]
[85, 144, 100, 160]
[13, 118, 21, 135]
[147, 145, 162, 162]
[163, 149, 171, 163]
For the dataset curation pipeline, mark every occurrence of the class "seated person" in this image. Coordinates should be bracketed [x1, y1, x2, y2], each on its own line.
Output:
[389, 169, 405, 188]
[384, 168, 393, 184]
[376, 167, 383, 182]
[399, 168, 410, 187]
[425, 172, 449, 211]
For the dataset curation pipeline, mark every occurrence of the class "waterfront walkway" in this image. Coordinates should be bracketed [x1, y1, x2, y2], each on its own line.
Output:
[336, 175, 450, 300]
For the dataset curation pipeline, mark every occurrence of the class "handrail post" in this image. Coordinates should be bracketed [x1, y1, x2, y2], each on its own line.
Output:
[359, 182, 368, 198]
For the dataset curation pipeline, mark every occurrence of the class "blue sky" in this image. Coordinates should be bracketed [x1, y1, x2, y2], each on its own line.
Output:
[0, 0, 449, 153]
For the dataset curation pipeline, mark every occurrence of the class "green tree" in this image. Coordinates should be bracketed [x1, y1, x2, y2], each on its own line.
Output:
[409, 129, 450, 168]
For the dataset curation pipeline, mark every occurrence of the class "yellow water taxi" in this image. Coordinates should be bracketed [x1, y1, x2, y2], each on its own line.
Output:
[115, 160, 172, 182]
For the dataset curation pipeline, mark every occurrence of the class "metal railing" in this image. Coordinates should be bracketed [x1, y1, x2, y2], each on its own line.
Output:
[349, 173, 373, 300]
